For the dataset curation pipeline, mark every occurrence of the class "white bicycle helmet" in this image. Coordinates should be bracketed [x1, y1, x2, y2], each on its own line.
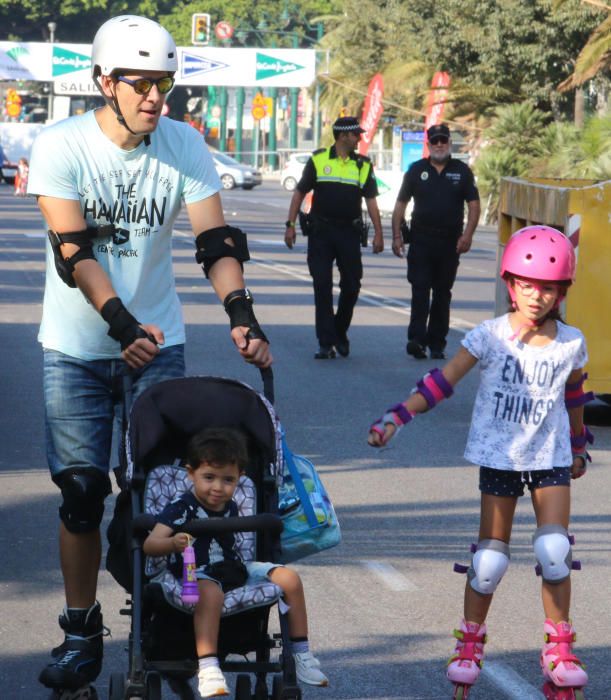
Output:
[92, 15, 178, 78]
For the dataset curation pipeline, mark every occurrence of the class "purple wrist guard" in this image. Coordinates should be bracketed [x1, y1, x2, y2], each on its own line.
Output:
[370, 403, 414, 443]
[385, 403, 414, 426]
[570, 425, 594, 452]
[415, 368, 454, 410]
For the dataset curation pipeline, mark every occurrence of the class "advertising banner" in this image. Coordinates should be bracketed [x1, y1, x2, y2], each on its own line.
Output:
[422, 71, 451, 157]
[357, 73, 384, 156]
[176, 47, 315, 87]
[0, 43, 316, 89]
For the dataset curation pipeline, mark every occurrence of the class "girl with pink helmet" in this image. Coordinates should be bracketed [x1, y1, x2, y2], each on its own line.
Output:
[368, 225, 592, 700]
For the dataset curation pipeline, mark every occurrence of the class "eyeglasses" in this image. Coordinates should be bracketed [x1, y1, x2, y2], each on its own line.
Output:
[429, 136, 449, 145]
[117, 75, 175, 95]
[514, 279, 559, 298]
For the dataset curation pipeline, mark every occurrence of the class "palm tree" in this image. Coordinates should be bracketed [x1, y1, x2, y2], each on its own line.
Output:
[554, 0, 611, 90]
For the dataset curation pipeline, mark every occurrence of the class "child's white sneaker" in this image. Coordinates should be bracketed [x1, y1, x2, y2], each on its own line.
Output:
[198, 666, 229, 698]
[294, 651, 328, 686]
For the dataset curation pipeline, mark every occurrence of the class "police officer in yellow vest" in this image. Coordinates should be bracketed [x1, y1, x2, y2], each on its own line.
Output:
[285, 116, 383, 359]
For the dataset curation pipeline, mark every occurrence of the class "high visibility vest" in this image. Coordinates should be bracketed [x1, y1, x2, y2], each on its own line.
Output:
[311, 148, 372, 190]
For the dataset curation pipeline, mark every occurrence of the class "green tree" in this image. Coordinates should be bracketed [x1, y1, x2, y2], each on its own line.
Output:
[554, 0, 611, 90]
[319, 0, 602, 128]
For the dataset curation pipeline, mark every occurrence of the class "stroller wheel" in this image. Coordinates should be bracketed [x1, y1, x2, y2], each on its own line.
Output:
[108, 673, 125, 700]
[272, 674, 301, 700]
[167, 677, 197, 700]
[235, 674, 251, 700]
[254, 677, 268, 700]
[271, 674, 282, 700]
[144, 672, 162, 700]
[50, 687, 98, 700]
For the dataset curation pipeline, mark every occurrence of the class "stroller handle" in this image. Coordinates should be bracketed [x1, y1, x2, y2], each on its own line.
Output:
[260, 366, 274, 405]
[133, 512, 283, 539]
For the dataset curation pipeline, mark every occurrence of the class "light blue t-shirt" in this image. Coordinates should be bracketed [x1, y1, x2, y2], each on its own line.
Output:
[461, 314, 588, 471]
[28, 111, 221, 360]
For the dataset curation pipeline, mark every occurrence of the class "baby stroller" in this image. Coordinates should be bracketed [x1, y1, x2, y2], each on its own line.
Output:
[106, 371, 303, 700]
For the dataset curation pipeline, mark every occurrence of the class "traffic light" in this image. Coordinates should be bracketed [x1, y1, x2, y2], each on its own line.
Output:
[191, 13, 211, 45]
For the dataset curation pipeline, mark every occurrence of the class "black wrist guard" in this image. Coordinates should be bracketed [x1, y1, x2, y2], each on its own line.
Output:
[100, 297, 149, 350]
[223, 289, 269, 343]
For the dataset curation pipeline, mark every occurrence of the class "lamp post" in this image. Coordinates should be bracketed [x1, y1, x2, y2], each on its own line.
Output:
[47, 22, 57, 121]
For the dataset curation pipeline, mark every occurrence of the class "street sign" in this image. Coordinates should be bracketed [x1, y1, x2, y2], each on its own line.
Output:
[252, 92, 265, 107]
[215, 21, 234, 41]
[251, 105, 266, 120]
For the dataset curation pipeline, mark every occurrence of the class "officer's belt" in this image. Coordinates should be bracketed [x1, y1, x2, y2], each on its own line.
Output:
[313, 214, 359, 227]
[412, 223, 460, 237]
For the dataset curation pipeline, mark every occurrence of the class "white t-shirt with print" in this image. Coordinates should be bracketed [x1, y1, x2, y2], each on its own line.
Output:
[28, 111, 221, 360]
[462, 314, 588, 471]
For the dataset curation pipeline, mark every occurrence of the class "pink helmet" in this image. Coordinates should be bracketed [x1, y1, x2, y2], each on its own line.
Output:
[501, 225, 575, 307]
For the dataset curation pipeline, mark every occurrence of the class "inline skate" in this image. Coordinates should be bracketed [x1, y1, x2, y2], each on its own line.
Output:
[541, 619, 587, 700]
[39, 601, 106, 700]
[447, 619, 487, 699]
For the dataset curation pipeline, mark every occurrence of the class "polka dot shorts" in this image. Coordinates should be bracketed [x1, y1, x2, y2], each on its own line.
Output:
[479, 466, 571, 497]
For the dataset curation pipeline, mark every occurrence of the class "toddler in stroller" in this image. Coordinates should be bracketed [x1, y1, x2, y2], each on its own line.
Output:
[143, 426, 328, 697]
[106, 375, 328, 700]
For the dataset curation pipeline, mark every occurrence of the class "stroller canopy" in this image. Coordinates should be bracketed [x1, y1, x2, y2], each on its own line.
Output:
[121, 376, 280, 484]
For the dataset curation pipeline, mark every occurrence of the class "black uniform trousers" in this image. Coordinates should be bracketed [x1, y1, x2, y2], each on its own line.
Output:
[406, 230, 460, 353]
[306, 218, 362, 348]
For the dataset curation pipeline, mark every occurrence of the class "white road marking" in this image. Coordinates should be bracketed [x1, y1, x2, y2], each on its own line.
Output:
[252, 257, 476, 334]
[361, 560, 418, 591]
[482, 661, 545, 699]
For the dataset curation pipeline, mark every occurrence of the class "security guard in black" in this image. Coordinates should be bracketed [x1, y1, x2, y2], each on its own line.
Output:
[397, 157, 478, 234]
[391, 123, 480, 359]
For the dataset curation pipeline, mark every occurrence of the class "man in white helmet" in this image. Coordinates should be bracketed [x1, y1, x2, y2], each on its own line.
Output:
[27, 15, 271, 695]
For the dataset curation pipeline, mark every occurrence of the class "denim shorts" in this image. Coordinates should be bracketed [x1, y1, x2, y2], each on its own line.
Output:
[43, 345, 185, 480]
[479, 466, 571, 498]
[197, 561, 282, 586]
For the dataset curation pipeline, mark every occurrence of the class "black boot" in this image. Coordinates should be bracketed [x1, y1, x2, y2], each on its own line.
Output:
[39, 602, 106, 691]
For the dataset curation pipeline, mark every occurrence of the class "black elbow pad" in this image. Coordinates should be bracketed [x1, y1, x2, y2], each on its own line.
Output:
[47, 225, 114, 287]
[194, 225, 250, 277]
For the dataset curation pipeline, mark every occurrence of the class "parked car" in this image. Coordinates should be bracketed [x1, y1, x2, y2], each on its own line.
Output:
[211, 151, 262, 190]
[280, 152, 310, 191]
[1, 160, 17, 185]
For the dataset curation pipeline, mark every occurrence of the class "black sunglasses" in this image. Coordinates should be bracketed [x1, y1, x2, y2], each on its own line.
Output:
[117, 75, 175, 95]
[429, 136, 449, 145]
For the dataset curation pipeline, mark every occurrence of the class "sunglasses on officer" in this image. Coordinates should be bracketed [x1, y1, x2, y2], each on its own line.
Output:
[429, 136, 449, 145]
[116, 75, 175, 95]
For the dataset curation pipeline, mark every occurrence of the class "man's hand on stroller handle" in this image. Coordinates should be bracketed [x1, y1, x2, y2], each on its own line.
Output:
[231, 328, 273, 368]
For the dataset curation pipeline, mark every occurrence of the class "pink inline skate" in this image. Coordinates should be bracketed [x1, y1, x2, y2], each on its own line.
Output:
[541, 619, 587, 700]
[446, 619, 487, 699]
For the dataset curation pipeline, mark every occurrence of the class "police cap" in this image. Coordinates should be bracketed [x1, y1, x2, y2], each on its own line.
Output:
[426, 123, 450, 140]
[333, 116, 365, 133]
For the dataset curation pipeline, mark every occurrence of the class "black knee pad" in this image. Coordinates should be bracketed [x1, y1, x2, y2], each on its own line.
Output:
[55, 468, 112, 533]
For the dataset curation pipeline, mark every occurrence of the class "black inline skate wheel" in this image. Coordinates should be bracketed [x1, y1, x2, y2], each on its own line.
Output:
[235, 673, 251, 700]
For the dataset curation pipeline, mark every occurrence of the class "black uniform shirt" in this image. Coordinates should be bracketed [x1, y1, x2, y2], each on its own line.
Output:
[397, 157, 479, 232]
[297, 145, 379, 221]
